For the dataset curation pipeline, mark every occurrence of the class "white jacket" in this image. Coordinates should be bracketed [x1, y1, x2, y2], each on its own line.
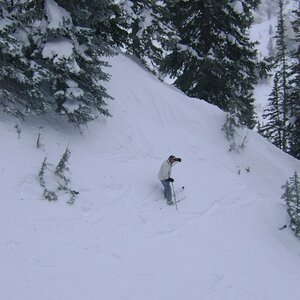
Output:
[158, 160, 172, 181]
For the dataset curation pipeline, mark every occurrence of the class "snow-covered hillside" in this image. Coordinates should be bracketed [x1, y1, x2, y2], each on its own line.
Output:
[1, 52, 300, 300]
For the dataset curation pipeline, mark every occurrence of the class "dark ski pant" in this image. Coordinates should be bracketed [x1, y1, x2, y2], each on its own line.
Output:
[160, 180, 172, 203]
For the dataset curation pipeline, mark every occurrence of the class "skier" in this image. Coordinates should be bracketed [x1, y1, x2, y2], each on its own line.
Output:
[158, 155, 181, 205]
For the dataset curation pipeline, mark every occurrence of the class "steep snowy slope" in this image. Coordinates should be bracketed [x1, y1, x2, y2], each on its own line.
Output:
[0, 53, 300, 300]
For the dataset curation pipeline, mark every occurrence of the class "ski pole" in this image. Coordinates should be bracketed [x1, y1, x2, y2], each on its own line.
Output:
[171, 182, 178, 210]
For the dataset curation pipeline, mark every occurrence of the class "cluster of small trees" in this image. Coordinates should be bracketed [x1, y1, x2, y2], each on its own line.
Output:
[39, 146, 79, 204]
[260, 0, 300, 160]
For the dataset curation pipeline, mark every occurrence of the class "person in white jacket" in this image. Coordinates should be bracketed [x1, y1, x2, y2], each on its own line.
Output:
[158, 155, 181, 205]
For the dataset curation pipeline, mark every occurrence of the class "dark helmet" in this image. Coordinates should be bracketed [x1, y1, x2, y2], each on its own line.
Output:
[168, 155, 182, 162]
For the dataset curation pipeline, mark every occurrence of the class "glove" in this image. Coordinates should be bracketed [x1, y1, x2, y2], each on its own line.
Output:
[167, 178, 174, 182]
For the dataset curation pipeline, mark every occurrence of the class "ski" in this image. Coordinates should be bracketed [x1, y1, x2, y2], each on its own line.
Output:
[176, 196, 185, 203]
[166, 196, 185, 206]
[156, 186, 185, 203]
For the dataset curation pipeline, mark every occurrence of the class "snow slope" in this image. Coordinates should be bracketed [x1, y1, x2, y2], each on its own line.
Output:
[1, 53, 300, 300]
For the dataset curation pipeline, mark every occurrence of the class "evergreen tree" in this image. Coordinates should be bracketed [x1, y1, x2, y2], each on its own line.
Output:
[55, 146, 71, 180]
[272, 0, 290, 152]
[282, 172, 300, 239]
[0, 0, 49, 118]
[125, 0, 148, 59]
[116, 0, 155, 62]
[55, 0, 129, 49]
[97, 1, 130, 49]
[260, 72, 284, 149]
[261, 0, 299, 157]
[289, 3, 300, 159]
[38, 148, 79, 204]
[159, 0, 260, 128]
[119, 0, 177, 74]
[0, 0, 114, 124]
[222, 113, 240, 152]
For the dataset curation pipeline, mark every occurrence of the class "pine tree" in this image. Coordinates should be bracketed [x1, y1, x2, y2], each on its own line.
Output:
[159, 0, 260, 128]
[38, 147, 79, 203]
[119, 0, 177, 74]
[55, 147, 71, 180]
[54, 0, 128, 48]
[0, 0, 49, 118]
[289, 3, 300, 159]
[272, 0, 290, 152]
[116, 0, 155, 62]
[260, 72, 284, 148]
[222, 113, 243, 152]
[96, 1, 130, 49]
[0, 0, 114, 124]
[261, 0, 299, 157]
[126, 0, 147, 59]
[282, 172, 300, 239]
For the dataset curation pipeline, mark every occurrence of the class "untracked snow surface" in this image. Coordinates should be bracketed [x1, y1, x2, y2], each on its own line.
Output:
[1, 53, 300, 300]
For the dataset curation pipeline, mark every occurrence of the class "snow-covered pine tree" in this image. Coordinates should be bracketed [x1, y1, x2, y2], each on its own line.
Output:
[282, 172, 300, 239]
[261, 0, 298, 156]
[123, 0, 147, 60]
[222, 113, 240, 152]
[272, 0, 290, 152]
[0, 0, 50, 118]
[38, 156, 48, 189]
[159, 0, 260, 128]
[0, 0, 114, 124]
[54, 146, 79, 204]
[38, 156, 58, 202]
[281, 179, 293, 225]
[288, 3, 300, 159]
[55, 146, 70, 180]
[260, 72, 284, 149]
[35, 0, 115, 124]
[119, 0, 177, 75]
[95, 1, 130, 49]
[54, 0, 128, 49]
